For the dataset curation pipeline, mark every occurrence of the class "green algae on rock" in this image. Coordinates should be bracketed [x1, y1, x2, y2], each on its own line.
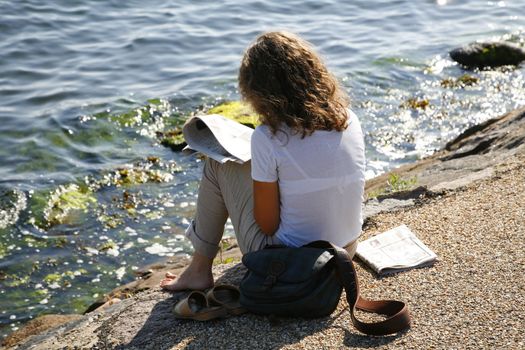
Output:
[105, 98, 173, 128]
[22, 236, 48, 249]
[115, 168, 172, 186]
[85, 99, 184, 153]
[98, 240, 116, 251]
[43, 184, 97, 227]
[441, 74, 479, 88]
[207, 101, 259, 128]
[3, 275, 31, 288]
[43, 273, 62, 284]
[84, 160, 179, 229]
[0, 241, 7, 259]
[400, 97, 430, 110]
[28, 184, 97, 229]
[71, 121, 116, 147]
[97, 213, 124, 229]
[91, 159, 178, 190]
[158, 129, 186, 151]
[101, 158, 179, 189]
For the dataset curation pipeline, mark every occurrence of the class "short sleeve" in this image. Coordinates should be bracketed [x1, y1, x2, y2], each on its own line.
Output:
[251, 127, 278, 182]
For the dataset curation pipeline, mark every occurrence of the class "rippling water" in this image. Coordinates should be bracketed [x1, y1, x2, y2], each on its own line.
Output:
[1, 0, 524, 337]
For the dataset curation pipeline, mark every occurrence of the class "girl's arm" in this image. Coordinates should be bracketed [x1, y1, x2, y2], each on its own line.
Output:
[253, 180, 280, 236]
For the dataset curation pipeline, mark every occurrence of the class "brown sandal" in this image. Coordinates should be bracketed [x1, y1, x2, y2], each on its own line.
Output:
[172, 291, 228, 321]
[206, 284, 247, 316]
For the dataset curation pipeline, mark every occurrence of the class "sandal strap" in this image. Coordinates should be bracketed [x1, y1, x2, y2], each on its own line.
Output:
[206, 284, 240, 306]
[173, 291, 208, 316]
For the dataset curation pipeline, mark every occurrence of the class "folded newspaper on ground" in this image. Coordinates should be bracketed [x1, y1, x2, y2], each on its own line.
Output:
[182, 114, 253, 164]
[356, 224, 437, 275]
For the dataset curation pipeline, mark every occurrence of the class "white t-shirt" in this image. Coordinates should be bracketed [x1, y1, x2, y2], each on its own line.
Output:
[250, 110, 366, 247]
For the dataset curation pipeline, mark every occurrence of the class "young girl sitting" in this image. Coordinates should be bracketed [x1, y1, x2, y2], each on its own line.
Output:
[161, 31, 365, 292]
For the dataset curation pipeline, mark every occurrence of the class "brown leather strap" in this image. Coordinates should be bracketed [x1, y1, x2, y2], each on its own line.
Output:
[307, 241, 411, 335]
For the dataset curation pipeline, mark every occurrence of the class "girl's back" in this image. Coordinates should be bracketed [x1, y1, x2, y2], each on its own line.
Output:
[251, 110, 365, 247]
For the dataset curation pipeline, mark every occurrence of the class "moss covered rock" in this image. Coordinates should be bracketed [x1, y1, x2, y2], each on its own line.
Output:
[441, 74, 479, 88]
[105, 98, 172, 128]
[450, 42, 525, 69]
[207, 101, 259, 128]
[0, 241, 7, 259]
[43, 273, 62, 284]
[400, 98, 430, 110]
[158, 129, 186, 151]
[35, 184, 97, 228]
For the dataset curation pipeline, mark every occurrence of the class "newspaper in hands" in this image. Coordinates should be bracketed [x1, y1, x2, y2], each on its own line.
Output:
[356, 224, 437, 275]
[182, 114, 254, 164]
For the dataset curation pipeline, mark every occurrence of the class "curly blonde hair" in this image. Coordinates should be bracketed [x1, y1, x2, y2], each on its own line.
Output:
[238, 31, 349, 137]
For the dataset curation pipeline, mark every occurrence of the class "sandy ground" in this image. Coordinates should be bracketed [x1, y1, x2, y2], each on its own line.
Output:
[345, 159, 525, 350]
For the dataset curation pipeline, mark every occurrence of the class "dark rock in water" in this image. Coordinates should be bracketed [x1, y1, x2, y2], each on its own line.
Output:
[450, 42, 525, 69]
[442, 108, 525, 160]
[83, 299, 106, 314]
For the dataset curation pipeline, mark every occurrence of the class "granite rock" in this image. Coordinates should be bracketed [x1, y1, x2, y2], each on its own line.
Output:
[449, 42, 525, 69]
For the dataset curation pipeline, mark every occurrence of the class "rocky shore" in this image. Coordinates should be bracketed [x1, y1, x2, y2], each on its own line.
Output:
[3, 107, 524, 349]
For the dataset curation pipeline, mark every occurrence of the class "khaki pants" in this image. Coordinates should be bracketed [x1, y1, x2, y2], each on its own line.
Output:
[185, 158, 358, 259]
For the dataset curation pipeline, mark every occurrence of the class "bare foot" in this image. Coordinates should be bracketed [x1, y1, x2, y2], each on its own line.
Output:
[160, 252, 214, 292]
[160, 267, 213, 291]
